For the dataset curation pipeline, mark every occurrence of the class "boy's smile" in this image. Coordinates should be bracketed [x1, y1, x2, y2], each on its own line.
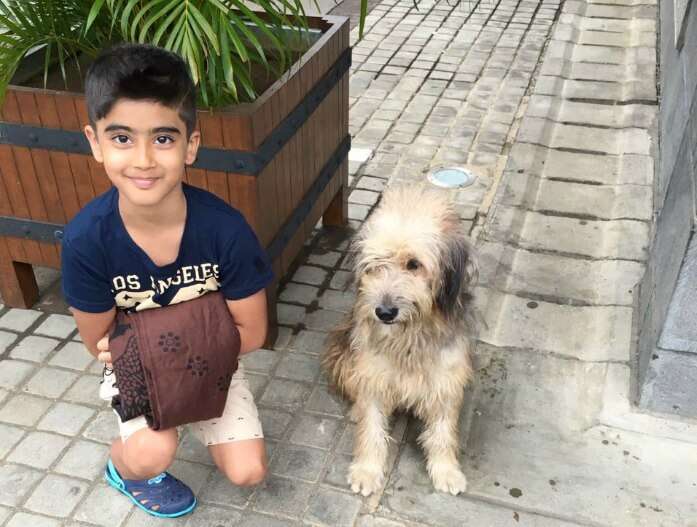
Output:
[84, 99, 200, 211]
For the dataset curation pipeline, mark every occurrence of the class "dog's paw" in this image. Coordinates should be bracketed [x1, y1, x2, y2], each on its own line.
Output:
[431, 465, 468, 495]
[348, 463, 384, 496]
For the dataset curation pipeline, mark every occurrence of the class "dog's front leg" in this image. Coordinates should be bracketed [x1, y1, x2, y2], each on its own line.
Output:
[348, 399, 390, 496]
[419, 403, 468, 495]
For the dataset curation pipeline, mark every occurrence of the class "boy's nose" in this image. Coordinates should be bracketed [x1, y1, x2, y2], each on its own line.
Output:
[133, 144, 156, 169]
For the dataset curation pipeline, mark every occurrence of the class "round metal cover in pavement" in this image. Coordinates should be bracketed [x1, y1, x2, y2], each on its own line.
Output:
[427, 166, 476, 188]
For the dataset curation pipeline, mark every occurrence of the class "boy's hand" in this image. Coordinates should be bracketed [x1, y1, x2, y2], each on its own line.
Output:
[96, 335, 112, 364]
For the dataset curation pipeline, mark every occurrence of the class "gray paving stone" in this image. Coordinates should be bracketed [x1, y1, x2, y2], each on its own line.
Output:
[279, 283, 320, 305]
[48, 342, 94, 371]
[478, 288, 632, 361]
[169, 459, 213, 495]
[288, 330, 328, 356]
[317, 290, 355, 313]
[199, 469, 254, 507]
[0, 359, 36, 390]
[304, 384, 348, 417]
[0, 464, 43, 506]
[9, 335, 60, 363]
[274, 354, 320, 383]
[37, 402, 95, 436]
[478, 241, 645, 306]
[489, 207, 649, 261]
[307, 250, 343, 268]
[304, 488, 362, 527]
[0, 506, 8, 524]
[240, 349, 281, 375]
[258, 407, 294, 440]
[0, 393, 51, 426]
[303, 309, 345, 332]
[0, 330, 17, 354]
[24, 474, 89, 517]
[349, 203, 371, 221]
[291, 266, 328, 286]
[253, 475, 313, 519]
[73, 484, 133, 526]
[22, 367, 80, 399]
[0, 423, 24, 459]
[82, 409, 116, 444]
[7, 431, 71, 469]
[502, 173, 653, 221]
[54, 440, 109, 480]
[323, 453, 352, 490]
[62, 374, 102, 405]
[329, 271, 354, 291]
[176, 430, 215, 466]
[355, 515, 410, 527]
[289, 414, 342, 449]
[236, 512, 296, 527]
[6, 512, 62, 527]
[0, 309, 42, 332]
[277, 304, 307, 325]
[34, 314, 76, 339]
[260, 379, 312, 410]
[270, 443, 328, 481]
[184, 505, 243, 526]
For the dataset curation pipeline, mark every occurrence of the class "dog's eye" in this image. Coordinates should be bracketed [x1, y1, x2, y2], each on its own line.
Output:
[406, 258, 420, 271]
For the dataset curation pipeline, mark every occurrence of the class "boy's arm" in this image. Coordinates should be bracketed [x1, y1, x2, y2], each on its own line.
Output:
[226, 289, 268, 354]
[70, 307, 117, 359]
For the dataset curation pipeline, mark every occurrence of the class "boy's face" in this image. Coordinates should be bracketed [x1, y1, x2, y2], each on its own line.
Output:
[84, 99, 200, 208]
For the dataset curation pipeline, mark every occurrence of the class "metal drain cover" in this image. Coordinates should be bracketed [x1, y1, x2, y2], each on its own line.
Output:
[427, 166, 476, 189]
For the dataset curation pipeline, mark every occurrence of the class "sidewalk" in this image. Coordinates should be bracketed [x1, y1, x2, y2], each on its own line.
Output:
[2, 0, 697, 525]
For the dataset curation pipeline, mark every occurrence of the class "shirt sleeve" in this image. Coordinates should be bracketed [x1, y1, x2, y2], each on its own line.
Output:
[60, 237, 115, 313]
[218, 218, 274, 300]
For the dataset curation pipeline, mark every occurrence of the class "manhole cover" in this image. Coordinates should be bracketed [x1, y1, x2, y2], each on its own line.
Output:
[427, 167, 476, 189]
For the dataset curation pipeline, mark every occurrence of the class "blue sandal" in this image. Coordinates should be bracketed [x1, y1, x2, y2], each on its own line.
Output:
[104, 459, 197, 518]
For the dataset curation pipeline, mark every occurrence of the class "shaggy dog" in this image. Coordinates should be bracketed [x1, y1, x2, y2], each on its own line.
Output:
[322, 185, 477, 496]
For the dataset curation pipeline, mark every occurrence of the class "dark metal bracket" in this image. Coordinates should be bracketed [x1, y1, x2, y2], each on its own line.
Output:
[266, 134, 350, 261]
[0, 47, 351, 177]
[0, 216, 65, 243]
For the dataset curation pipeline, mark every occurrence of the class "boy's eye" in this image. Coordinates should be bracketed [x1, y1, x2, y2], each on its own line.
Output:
[155, 135, 174, 145]
[113, 135, 131, 144]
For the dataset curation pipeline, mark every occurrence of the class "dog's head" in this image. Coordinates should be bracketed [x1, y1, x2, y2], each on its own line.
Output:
[352, 185, 476, 329]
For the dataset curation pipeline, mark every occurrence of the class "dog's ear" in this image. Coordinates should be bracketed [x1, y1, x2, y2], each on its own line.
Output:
[436, 235, 477, 317]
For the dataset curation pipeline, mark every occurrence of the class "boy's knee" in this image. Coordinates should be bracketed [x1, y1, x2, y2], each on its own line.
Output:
[123, 429, 178, 478]
[223, 459, 267, 487]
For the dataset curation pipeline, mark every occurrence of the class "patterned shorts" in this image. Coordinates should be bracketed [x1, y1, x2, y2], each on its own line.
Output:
[101, 363, 264, 446]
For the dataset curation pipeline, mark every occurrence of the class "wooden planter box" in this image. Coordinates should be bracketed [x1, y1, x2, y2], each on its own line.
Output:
[0, 15, 350, 336]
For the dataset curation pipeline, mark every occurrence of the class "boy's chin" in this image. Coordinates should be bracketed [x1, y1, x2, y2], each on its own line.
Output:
[116, 180, 181, 207]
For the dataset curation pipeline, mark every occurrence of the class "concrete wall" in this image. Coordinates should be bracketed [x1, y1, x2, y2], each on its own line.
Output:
[636, 0, 697, 415]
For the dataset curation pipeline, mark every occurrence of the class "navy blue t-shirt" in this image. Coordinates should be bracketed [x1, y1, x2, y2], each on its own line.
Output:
[61, 183, 274, 313]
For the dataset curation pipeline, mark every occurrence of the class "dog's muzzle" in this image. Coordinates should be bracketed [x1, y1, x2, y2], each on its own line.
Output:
[375, 305, 399, 324]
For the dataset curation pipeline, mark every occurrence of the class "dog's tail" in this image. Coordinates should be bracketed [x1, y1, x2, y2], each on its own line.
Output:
[321, 319, 355, 401]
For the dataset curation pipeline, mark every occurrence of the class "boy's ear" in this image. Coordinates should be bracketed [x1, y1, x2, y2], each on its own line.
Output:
[84, 125, 103, 163]
[185, 130, 201, 166]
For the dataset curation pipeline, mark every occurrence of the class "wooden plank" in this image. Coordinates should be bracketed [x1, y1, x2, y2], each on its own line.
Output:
[0, 237, 38, 308]
[32, 93, 67, 224]
[187, 167, 208, 191]
[198, 112, 229, 201]
[52, 95, 93, 215]
[73, 97, 111, 198]
[12, 91, 53, 265]
[221, 114, 254, 151]
[1, 89, 22, 123]
[57, 97, 96, 209]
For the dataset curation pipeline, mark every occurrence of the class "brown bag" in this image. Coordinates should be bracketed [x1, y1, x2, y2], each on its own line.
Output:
[109, 291, 240, 430]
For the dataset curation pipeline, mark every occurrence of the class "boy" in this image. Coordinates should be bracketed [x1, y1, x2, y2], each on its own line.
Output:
[61, 43, 274, 518]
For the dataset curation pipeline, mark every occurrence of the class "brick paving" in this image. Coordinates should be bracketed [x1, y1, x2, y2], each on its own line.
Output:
[3, 0, 697, 525]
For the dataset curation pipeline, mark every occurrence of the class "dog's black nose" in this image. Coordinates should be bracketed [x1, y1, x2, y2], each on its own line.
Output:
[375, 306, 398, 322]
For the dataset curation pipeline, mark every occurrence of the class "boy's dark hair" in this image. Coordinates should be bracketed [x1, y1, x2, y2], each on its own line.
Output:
[85, 43, 197, 136]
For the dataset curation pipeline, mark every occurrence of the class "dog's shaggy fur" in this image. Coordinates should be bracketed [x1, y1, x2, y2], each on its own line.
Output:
[322, 185, 477, 496]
